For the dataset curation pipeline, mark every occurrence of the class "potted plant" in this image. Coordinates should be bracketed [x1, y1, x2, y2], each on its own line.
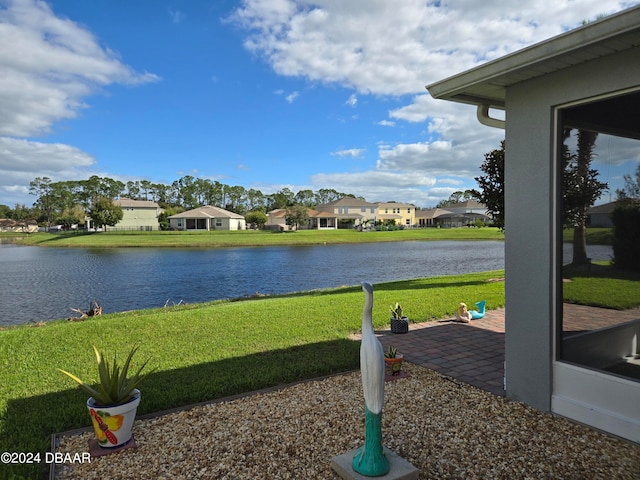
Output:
[389, 302, 409, 333]
[58, 345, 155, 449]
[384, 346, 404, 376]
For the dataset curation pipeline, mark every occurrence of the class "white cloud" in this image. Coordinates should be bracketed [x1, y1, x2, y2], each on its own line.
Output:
[0, 136, 96, 205]
[229, 0, 627, 96]
[228, 0, 629, 206]
[345, 93, 357, 107]
[0, 0, 160, 206]
[0, 0, 160, 137]
[285, 91, 300, 103]
[331, 148, 365, 158]
[168, 8, 185, 23]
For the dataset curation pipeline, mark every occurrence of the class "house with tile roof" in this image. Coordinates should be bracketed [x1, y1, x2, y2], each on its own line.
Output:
[169, 205, 246, 231]
[314, 197, 378, 228]
[265, 208, 338, 230]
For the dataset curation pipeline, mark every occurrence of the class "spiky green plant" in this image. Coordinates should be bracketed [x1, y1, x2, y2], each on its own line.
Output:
[389, 303, 404, 319]
[58, 345, 155, 406]
[384, 346, 398, 359]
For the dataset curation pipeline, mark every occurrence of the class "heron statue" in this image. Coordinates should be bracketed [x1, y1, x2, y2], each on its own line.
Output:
[352, 282, 390, 476]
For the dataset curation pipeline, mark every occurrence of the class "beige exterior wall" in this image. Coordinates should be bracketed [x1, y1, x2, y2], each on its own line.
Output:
[377, 203, 416, 227]
[114, 207, 160, 230]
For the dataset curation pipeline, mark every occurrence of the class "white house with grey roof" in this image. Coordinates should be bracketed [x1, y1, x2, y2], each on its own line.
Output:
[169, 205, 246, 231]
[428, 6, 640, 443]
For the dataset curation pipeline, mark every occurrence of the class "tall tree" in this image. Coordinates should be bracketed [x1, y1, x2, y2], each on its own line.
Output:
[285, 204, 310, 230]
[88, 197, 123, 230]
[473, 141, 505, 230]
[29, 177, 55, 227]
[294, 189, 315, 207]
[562, 129, 608, 265]
[617, 163, 640, 200]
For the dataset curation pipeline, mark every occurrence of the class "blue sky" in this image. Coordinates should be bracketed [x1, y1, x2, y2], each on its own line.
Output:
[0, 0, 637, 209]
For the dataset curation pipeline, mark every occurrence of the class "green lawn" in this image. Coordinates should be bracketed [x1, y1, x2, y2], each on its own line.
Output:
[0, 271, 505, 479]
[2, 259, 638, 479]
[14, 227, 505, 248]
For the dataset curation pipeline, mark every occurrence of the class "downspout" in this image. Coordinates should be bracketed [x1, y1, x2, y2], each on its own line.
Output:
[477, 105, 505, 129]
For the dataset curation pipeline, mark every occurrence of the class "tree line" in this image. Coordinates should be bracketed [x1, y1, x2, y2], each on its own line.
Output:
[0, 175, 359, 228]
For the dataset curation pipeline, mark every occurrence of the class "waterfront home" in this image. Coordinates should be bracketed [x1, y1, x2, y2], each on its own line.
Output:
[428, 5, 640, 443]
[586, 201, 617, 228]
[265, 208, 338, 230]
[169, 205, 246, 231]
[0, 218, 38, 233]
[85, 198, 162, 231]
[314, 197, 378, 228]
[375, 201, 416, 227]
[112, 198, 162, 231]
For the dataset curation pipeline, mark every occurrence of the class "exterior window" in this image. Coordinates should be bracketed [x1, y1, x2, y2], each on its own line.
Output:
[385, 208, 388, 213]
[557, 91, 640, 383]
[361, 207, 366, 212]
[215, 218, 223, 227]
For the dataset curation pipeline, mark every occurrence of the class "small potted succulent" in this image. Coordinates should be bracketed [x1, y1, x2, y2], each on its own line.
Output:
[384, 346, 404, 376]
[58, 345, 155, 449]
[389, 302, 409, 334]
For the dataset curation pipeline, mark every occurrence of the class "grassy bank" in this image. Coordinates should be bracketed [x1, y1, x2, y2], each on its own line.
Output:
[0, 271, 505, 479]
[3, 263, 639, 479]
[15, 227, 504, 248]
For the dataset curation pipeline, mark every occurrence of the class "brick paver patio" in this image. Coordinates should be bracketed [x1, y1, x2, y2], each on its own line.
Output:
[352, 305, 640, 398]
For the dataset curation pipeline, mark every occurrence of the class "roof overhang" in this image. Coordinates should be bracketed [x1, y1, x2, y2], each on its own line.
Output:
[426, 6, 640, 110]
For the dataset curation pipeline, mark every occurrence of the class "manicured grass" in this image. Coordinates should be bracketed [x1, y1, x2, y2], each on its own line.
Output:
[561, 227, 613, 245]
[0, 271, 505, 479]
[563, 264, 640, 309]
[15, 227, 504, 248]
[3, 265, 639, 479]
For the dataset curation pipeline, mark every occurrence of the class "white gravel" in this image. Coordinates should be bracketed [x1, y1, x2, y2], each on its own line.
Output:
[54, 362, 640, 479]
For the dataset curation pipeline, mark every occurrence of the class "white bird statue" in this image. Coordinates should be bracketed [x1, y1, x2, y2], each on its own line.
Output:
[352, 282, 390, 476]
[359, 282, 384, 415]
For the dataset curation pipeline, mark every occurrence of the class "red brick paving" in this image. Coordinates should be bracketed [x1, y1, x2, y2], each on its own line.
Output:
[352, 305, 640, 398]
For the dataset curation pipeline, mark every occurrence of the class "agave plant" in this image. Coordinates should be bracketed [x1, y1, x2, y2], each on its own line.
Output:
[59, 345, 155, 406]
[384, 346, 398, 359]
[389, 303, 404, 320]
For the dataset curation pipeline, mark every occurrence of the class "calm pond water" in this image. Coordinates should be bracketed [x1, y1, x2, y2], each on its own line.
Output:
[0, 240, 611, 326]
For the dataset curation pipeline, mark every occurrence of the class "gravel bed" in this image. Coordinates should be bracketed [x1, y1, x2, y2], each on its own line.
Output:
[54, 363, 640, 479]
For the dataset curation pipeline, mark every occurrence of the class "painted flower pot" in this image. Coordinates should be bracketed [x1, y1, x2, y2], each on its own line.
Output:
[384, 354, 404, 376]
[86, 389, 141, 448]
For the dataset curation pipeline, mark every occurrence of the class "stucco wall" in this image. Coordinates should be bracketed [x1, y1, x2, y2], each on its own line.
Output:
[504, 47, 640, 412]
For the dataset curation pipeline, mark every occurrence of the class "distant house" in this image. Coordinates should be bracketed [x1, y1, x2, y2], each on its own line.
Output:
[587, 201, 617, 228]
[375, 202, 416, 227]
[0, 218, 38, 233]
[266, 208, 338, 230]
[315, 198, 378, 228]
[415, 208, 453, 227]
[169, 206, 246, 231]
[111, 198, 162, 231]
[415, 202, 491, 227]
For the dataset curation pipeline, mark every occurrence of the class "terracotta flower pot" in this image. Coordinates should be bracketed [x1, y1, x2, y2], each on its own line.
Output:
[384, 354, 404, 376]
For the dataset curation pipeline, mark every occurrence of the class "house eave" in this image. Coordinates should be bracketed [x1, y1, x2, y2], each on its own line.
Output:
[426, 6, 640, 108]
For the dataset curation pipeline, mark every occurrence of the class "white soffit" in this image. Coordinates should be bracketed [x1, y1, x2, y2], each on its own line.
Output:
[426, 5, 640, 109]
